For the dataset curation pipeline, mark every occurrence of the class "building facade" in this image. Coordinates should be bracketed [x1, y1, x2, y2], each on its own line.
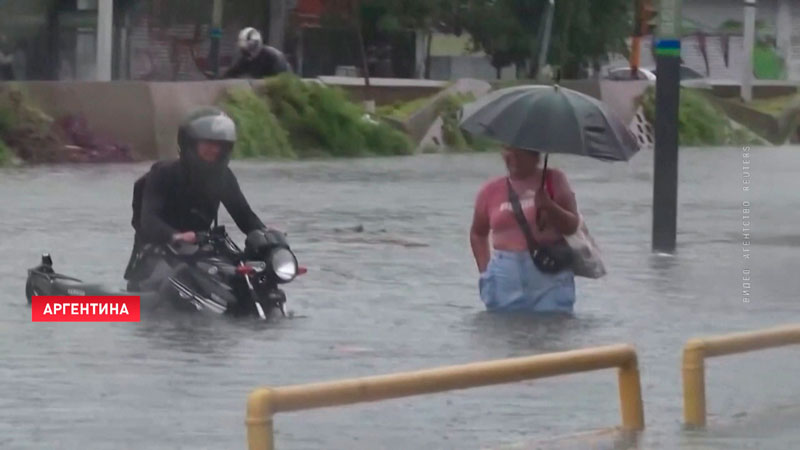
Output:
[2, 0, 799, 82]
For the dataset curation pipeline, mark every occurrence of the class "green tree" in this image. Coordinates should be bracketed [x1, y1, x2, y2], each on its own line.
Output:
[358, 0, 468, 78]
[460, 0, 633, 79]
[462, 0, 529, 79]
[547, 0, 632, 78]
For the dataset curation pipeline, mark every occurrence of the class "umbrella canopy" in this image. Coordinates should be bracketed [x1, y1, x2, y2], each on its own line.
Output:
[458, 84, 640, 161]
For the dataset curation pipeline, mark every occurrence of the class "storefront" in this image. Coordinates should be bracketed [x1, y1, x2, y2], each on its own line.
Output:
[0, 0, 117, 81]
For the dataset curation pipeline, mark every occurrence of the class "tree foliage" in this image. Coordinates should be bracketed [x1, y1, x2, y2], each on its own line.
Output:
[462, 0, 529, 77]
[546, 0, 632, 77]
[457, 0, 633, 78]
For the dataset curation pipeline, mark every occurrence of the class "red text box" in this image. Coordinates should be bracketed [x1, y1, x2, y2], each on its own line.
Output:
[32, 296, 141, 322]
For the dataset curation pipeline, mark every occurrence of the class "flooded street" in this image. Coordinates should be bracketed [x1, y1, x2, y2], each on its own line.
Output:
[2, 147, 800, 449]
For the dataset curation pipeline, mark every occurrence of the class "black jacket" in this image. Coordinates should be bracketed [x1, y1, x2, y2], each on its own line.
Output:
[131, 159, 265, 245]
[223, 46, 290, 79]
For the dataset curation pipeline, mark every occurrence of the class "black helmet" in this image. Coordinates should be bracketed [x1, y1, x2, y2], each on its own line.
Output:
[177, 106, 237, 179]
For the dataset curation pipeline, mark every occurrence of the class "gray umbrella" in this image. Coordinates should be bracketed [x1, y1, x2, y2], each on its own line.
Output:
[458, 84, 640, 162]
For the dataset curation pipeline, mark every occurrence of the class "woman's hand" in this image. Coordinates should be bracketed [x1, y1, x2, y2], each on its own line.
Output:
[534, 186, 557, 212]
[534, 171, 579, 235]
[471, 185, 492, 274]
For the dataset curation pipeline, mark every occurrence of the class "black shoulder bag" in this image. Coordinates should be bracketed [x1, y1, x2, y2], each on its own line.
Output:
[506, 177, 573, 274]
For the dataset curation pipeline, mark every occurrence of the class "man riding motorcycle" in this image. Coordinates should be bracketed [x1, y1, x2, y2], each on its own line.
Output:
[222, 27, 291, 79]
[123, 106, 286, 292]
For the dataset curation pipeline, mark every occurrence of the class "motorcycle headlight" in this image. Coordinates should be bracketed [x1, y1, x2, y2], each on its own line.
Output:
[270, 247, 298, 282]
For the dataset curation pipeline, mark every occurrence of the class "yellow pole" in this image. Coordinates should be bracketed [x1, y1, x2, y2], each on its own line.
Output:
[246, 388, 275, 450]
[682, 339, 706, 428]
[269, 345, 636, 413]
[617, 358, 645, 430]
[701, 324, 800, 357]
[246, 344, 643, 449]
[681, 324, 800, 428]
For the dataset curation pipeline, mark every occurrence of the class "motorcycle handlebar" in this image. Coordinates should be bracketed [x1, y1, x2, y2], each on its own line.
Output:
[194, 231, 210, 244]
[195, 226, 228, 243]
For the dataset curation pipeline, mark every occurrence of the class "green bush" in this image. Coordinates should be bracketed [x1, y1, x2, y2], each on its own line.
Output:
[219, 87, 295, 159]
[0, 86, 65, 164]
[0, 138, 10, 166]
[376, 95, 433, 120]
[0, 104, 16, 135]
[0, 88, 20, 138]
[754, 42, 785, 80]
[0, 100, 13, 165]
[637, 86, 762, 146]
[258, 74, 413, 157]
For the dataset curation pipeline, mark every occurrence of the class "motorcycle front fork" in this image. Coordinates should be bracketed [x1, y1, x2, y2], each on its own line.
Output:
[244, 273, 286, 319]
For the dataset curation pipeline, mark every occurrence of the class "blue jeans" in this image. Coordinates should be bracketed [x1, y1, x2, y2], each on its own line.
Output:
[479, 250, 576, 314]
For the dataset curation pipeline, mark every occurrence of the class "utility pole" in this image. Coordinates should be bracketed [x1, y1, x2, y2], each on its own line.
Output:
[209, 0, 224, 78]
[536, 0, 555, 80]
[96, 0, 113, 81]
[742, 0, 756, 102]
[269, 0, 287, 51]
[651, 0, 682, 254]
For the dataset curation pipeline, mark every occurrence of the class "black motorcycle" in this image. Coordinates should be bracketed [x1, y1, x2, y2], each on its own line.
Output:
[25, 226, 304, 320]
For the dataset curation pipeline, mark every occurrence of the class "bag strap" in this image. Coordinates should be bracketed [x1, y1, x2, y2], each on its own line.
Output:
[506, 177, 538, 263]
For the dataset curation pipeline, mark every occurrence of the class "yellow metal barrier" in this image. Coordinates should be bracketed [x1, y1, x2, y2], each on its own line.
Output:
[683, 323, 800, 428]
[246, 343, 644, 449]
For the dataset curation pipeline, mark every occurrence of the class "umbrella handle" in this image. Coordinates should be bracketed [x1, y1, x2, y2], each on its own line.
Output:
[540, 153, 549, 192]
[537, 153, 550, 231]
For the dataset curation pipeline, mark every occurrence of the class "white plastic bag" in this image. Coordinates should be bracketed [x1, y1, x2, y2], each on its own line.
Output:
[564, 214, 607, 279]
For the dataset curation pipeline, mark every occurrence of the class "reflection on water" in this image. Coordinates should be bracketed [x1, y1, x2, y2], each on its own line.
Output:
[133, 313, 240, 356]
[466, 311, 599, 355]
[3, 148, 800, 449]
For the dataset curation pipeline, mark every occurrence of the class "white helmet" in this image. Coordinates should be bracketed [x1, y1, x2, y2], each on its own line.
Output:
[237, 27, 263, 55]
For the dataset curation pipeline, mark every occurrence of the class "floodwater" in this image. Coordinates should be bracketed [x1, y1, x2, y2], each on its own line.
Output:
[2, 147, 800, 450]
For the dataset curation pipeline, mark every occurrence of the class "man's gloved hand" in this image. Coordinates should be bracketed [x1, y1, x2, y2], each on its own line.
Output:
[245, 228, 290, 260]
[262, 228, 289, 249]
[172, 231, 197, 244]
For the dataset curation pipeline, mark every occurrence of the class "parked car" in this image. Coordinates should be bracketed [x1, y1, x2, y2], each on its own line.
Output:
[605, 67, 657, 81]
[605, 64, 706, 81]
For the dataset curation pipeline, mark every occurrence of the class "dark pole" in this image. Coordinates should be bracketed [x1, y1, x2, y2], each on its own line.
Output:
[46, 3, 61, 80]
[652, 0, 682, 253]
[209, 0, 223, 78]
[353, 1, 370, 88]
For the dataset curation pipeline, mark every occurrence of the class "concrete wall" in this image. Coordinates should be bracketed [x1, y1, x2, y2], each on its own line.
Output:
[8, 76, 673, 162]
[598, 80, 652, 125]
[428, 56, 517, 82]
[10, 77, 445, 160]
[331, 84, 444, 107]
[16, 79, 254, 160]
[21, 81, 158, 157]
[315, 76, 448, 107]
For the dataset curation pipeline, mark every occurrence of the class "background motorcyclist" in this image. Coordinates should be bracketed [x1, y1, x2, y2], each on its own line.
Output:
[222, 27, 291, 79]
[123, 106, 282, 290]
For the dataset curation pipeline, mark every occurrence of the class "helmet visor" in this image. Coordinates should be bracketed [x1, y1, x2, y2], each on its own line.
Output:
[186, 114, 236, 143]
